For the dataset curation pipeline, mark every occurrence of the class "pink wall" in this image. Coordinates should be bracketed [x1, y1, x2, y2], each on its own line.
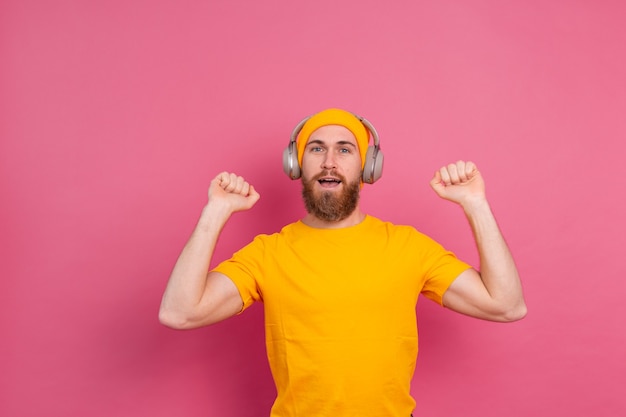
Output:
[2, 1, 625, 416]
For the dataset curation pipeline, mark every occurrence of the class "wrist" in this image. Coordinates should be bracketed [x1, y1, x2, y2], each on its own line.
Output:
[199, 200, 233, 226]
[460, 195, 490, 216]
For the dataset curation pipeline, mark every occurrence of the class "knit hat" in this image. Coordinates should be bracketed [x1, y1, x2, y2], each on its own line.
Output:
[296, 108, 369, 168]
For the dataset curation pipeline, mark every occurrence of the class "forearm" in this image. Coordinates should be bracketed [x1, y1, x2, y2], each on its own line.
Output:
[463, 197, 526, 319]
[159, 203, 231, 325]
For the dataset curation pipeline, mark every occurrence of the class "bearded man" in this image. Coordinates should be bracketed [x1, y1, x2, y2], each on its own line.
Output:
[159, 108, 526, 417]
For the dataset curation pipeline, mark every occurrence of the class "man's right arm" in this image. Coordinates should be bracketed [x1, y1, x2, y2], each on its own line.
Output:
[159, 172, 260, 329]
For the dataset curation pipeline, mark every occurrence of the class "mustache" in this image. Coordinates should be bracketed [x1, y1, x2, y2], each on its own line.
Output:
[312, 170, 346, 182]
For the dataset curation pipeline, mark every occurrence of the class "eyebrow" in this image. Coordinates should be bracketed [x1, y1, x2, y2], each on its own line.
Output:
[306, 139, 357, 148]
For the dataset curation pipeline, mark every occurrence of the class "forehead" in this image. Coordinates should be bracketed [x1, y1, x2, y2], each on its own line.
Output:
[307, 124, 357, 145]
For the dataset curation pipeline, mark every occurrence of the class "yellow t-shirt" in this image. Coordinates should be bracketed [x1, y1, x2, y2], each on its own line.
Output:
[213, 215, 471, 417]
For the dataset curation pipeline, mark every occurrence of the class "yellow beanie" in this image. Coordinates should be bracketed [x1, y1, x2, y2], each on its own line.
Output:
[296, 108, 370, 168]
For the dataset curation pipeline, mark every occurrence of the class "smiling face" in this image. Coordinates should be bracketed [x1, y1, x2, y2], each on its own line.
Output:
[300, 125, 363, 223]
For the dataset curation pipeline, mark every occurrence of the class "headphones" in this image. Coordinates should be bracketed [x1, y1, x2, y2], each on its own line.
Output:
[282, 113, 384, 184]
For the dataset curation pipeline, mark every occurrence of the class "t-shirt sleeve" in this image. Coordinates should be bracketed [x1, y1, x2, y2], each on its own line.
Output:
[211, 236, 266, 312]
[417, 234, 473, 305]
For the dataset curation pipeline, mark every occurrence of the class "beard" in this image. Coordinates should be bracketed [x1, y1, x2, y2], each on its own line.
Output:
[301, 171, 361, 222]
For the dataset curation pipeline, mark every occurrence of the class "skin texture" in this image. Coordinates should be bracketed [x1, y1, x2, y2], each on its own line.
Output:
[159, 126, 526, 329]
[159, 172, 258, 328]
[430, 161, 527, 321]
[299, 125, 365, 227]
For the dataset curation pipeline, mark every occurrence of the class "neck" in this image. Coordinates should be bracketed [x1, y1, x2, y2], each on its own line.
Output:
[302, 207, 366, 229]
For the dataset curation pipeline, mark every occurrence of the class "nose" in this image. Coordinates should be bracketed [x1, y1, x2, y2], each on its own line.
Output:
[322, 152, 336, 169]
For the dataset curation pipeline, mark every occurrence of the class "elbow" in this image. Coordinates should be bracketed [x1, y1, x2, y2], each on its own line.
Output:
[497, 301, 528, 323]
[159, 307, 193, 330]
[159, 305, 218, 330]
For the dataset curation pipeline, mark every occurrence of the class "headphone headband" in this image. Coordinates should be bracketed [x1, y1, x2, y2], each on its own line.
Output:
[289, 113, 380, 148]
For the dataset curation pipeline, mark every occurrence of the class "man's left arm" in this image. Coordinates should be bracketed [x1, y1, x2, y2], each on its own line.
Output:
[430, 160, 527, 322]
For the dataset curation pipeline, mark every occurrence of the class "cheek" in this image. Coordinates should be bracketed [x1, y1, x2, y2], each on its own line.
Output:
[300, 160, 317, 179]
[301, 153, 320, 167]
[348, 158, 363, 175]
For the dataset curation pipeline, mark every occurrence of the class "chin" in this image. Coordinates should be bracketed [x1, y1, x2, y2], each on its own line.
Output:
[301, 176, 361, 222]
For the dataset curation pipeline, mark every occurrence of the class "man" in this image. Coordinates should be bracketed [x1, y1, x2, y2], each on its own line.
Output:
[159, 108, 526, 416]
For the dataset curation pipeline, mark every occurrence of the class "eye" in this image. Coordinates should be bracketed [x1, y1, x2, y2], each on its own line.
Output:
[339, 147, 351, 153]
[310, 146, 323, 152]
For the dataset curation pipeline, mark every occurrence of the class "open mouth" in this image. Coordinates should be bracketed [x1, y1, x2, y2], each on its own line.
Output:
[318, 177, 342, 188]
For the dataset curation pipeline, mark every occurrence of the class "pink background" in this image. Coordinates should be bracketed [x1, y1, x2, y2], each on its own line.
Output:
[2, 1, 625, 416]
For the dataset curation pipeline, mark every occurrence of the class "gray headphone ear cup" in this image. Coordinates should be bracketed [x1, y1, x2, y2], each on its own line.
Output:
[362, 146, 384, 184]
[282, 141, 301, 179]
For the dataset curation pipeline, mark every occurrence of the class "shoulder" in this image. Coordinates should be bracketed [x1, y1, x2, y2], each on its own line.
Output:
[242, 221, 301, 249]
[365, 215, 425, 237]
[366, 216, 450, 254]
